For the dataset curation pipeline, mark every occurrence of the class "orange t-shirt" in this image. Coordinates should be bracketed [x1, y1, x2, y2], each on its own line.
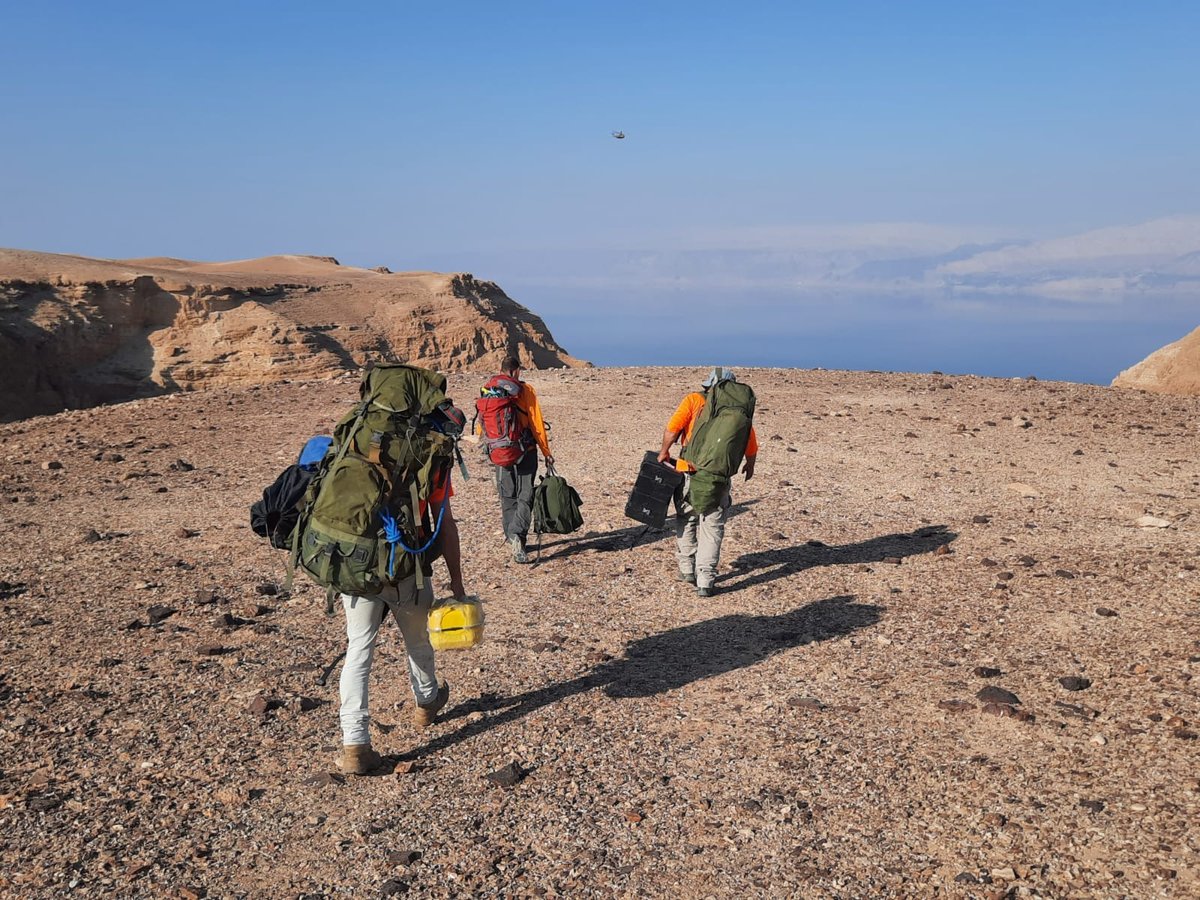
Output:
[666, 392, 759, 473]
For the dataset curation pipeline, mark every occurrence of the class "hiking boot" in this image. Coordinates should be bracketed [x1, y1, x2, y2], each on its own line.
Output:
[412, 680, 450, 728]
[509, 535, 529, 564]
[339, 743, 384, 775]
[696, 586, 714, 598]
[678, 571, 696, 584]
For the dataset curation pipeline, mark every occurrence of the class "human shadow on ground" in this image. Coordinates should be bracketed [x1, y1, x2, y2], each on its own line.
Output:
[389, 594, 882, 765]
[533, 497, 763, 563]
[718, 524, 957, 594]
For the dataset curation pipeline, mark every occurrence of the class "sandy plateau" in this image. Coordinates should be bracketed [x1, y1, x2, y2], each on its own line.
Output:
[1, 366, 1198, 899]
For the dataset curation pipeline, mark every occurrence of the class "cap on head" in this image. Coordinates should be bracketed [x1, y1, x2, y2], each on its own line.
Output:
[701, 367, 736, 388]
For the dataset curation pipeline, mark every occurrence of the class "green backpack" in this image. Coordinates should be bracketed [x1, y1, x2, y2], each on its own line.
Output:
[533, 466, 584, 536]
[531, 465, 584, 560]
[680, 377, 756, 515]
[287, 364, 465, 608]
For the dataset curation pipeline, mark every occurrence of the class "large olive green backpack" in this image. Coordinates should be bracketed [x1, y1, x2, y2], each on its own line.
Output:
[680, 376, 756, 515]
[287, 364, 465, 609]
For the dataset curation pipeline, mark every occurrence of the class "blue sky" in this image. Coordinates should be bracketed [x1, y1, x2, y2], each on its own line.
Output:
[2, 1, 1198, 379]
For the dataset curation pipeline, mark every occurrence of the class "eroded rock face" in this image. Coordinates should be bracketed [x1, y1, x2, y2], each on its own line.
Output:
[0, 250, 587, 421]
[1112, 325, 1200, 396]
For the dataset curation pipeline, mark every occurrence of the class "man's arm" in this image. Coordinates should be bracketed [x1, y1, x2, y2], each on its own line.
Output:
[439, 500, 466, 600]
[659, 394, 697, 464]
[658, 427, 683, 464]
[742, 425, 758, 480]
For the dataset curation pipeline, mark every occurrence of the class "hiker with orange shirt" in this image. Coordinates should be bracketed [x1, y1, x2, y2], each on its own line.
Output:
[657, 368, 758, 597]
[476, 356, 555, 563]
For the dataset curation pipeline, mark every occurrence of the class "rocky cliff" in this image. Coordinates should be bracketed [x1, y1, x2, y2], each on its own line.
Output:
[0, 249, 587, 421]
[1111, 325, 1200, 396]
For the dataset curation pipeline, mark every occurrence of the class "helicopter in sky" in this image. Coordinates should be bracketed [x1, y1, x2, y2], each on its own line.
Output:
[611, 130, 625, 139]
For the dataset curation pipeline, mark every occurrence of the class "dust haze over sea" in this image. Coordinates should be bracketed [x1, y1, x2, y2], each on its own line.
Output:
[520, 287, 1197, 385]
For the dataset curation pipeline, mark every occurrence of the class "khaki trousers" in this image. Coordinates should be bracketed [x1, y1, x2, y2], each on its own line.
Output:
[673, 474, 731, 590]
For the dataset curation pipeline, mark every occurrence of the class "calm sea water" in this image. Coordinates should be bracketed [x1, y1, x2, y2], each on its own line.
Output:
[507, 283, 1198, 385]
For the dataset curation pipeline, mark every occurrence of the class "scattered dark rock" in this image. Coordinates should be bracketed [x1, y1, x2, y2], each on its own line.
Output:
[386, 850, 422, 866]
[1054, 569, 1076, 579]
[982, 812, 1007, 827]
[977, 686, 1020, 705]
[255, 583, 279, 596]
[954, 872, 980, 884]
[980, 558, 999, 567]
[485, 761, 527, 788]
[788, 697, 823, 711]
[296, 696, 322, 713]
[1058, 676, 1091, 691]
[973, 667, 1002, 678]
[176, 527, 198, 539]
[881, 556, 902, 565]
[938, 699, 974, 713]
[303, 772, 345, 787]
[1174, 728, 1198, 740]
[996, 571, 1014, 581]
[42, 460, 63, 471]
[248, 695, 270, 717]
[147, 605, 177, 625]
[82, 529, 102, 543]
[1054, 701, 1098, 720]
[1017, 555, 1037, 567]
[195, 644, 227, 656]
[0, 581, 28, 599]
[195, 588, 220, 605]
[169, 459, 195, 472]
[1095, 607, 1119, 617]
[27, 793, 62, 812]
[972, 515, 991, 524]
[380, 879, 408, 897]
[1079, 799, 1105, 813]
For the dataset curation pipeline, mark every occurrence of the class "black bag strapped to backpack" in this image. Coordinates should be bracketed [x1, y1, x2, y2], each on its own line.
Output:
[531, 464, 583, 561]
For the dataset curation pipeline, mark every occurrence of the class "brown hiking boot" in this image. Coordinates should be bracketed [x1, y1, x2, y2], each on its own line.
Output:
[339, 743, 384, 775]
[412, 680, 450, 728]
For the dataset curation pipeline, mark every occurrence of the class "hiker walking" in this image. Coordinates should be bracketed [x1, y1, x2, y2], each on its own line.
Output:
[281, 364, 472, 775]
[657, 367, 758, 597]
[476, 355, 554, 563]
[337, 466, 465, 774]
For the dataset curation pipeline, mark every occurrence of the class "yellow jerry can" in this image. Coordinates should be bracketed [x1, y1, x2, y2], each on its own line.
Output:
[427, 596, 485, 651]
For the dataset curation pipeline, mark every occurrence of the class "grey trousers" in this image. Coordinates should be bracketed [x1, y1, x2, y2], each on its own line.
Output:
[674, 474, 731, 590]
[339, 575, 436, 745]
[494, 451, 538, 541]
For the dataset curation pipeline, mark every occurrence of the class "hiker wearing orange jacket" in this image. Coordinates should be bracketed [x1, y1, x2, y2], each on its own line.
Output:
[658, 368, 758, 597]
[479, 356, 554, 563]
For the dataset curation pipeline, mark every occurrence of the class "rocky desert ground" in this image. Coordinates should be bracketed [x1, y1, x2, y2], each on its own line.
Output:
[1, 366, 1198, 899]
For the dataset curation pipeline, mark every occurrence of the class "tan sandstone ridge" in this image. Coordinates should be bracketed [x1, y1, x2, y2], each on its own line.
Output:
[1112, 325, 1200, 395]
[0, 248, 587, 421]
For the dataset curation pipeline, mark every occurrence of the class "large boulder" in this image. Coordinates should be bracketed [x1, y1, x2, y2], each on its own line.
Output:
[1112, 326, 1200, 396]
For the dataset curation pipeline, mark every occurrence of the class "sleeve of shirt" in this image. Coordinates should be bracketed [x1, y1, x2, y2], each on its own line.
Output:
[746, 426, 759, 459]
[520, 384, 552, 457]
[666, 394, 700, 435]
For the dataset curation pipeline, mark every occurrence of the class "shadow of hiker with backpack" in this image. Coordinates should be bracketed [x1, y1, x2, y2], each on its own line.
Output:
[719, 525, 957, 594]
[401, 594, 883, 762]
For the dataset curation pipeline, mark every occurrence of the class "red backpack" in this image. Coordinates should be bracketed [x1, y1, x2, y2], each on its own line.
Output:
[475, 374, 533, 466]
